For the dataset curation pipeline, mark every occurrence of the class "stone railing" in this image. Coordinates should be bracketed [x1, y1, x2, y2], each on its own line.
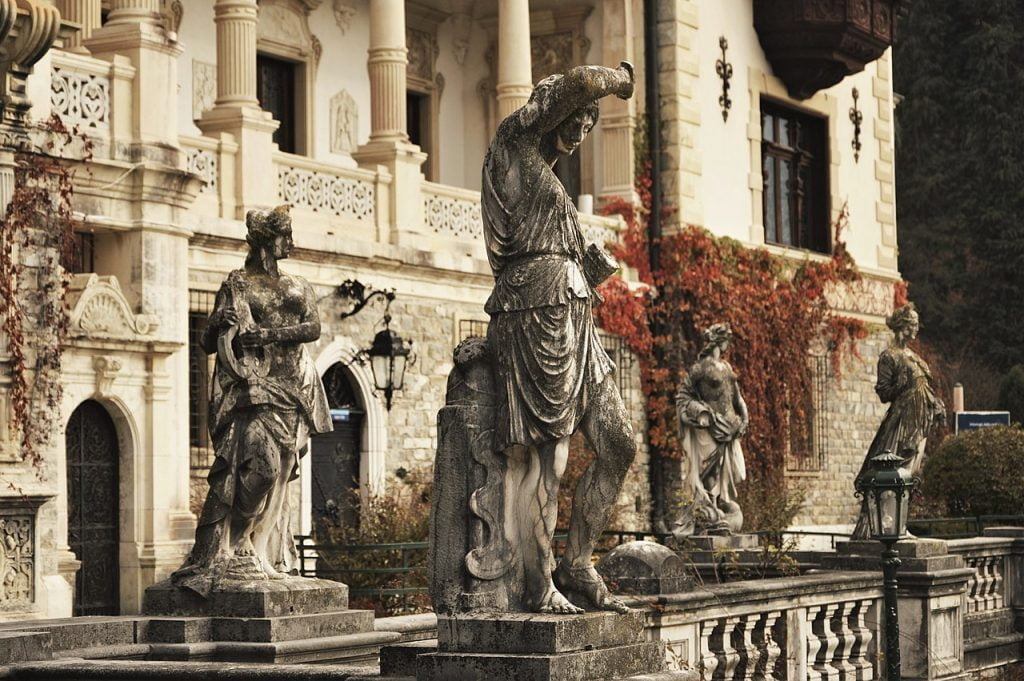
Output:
[947, 528, 1024, 674]
[421, 181, 483, 242]
[51, 54, 110, 132]
[275, 153, 377, 225]
[639, 571, 883, 680]
[181, 137, 218, 195]
[580, 211, 624, 248]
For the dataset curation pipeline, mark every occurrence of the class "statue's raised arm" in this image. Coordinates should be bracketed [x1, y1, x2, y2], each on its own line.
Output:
[509, 62, 634, 136]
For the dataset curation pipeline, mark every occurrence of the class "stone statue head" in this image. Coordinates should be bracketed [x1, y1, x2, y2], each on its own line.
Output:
[245, 205, 294, 268]
[698, 322, 732, 359]
[886, 303, 919, 342]
[531, 74, 600, 156]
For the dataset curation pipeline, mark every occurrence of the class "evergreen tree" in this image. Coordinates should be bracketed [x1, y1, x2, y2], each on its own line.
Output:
[895, 0, 1024, 378]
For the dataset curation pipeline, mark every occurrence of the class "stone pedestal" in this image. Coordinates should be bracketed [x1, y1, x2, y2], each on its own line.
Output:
[823, 538, 973, 681]
[414, 611, 683, 681]
[140, 577, 385, 664]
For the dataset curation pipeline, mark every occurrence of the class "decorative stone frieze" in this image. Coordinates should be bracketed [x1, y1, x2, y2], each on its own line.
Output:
[277, 165, 375, 222]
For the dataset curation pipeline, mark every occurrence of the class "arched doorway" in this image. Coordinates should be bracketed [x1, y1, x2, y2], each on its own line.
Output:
[310, 363, 365, 539]
[65, 400, 120, 616]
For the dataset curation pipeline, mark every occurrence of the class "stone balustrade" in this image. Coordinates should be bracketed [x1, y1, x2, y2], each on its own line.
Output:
[49, 50, 134, 153]
[947, 528, 1024, 674]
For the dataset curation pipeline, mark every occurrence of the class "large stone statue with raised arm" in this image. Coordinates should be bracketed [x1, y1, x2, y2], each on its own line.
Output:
[430, 63, 637, 617]
[173, 205, 332, 596]
[673, 323, 749, 538]
[852, 302, 945, 539]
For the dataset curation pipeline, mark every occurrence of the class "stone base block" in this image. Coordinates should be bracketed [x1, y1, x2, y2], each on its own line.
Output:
[437, 611, 645, 654]
[142, 577, 348, 618]
[146, 629, 401, 664]
[143, 609, 375, 643]
[381, 639, 439, 676]
[417, 640, 666, 681]
[0, 632, 52, 664]
[682, 533, 759, 551]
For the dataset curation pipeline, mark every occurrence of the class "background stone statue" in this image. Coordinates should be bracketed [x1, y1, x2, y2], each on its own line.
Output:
[174, 205, 332, 596]
[430, 62, 636, 616]
[852, 302, 945, 539]
[673, 323, 748, 538]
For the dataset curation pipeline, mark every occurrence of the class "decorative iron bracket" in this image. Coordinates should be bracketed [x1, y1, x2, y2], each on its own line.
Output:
[336, 278, 395, 320]
[850, 87, 863, 163]
[716, 36, 733, 122]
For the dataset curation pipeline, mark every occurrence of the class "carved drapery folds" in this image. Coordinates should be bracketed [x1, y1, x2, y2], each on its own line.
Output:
[754, 0, 907, 100]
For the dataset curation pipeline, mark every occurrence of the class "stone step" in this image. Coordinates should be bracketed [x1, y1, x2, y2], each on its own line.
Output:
[142, 577, 349, 618]
[436, 610, 645, 654]
[619, 672, 699, 681]
[0, 631, 52, 664]
[380, 639, 438, 676]
[0, 617, 137, 652]
[417, 640, 666, 681]
[146, 629, 402, 664]
[53, 643, 151, 660]
[3, 659, 386, 680]
[143, 608, 375, 643]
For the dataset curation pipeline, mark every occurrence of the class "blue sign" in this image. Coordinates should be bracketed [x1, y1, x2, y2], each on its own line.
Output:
[955, 411, 1011, 434]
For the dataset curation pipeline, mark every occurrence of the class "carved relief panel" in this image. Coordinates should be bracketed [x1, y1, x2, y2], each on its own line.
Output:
[330, 89, 358, 154]
[0, 496, 45, 612]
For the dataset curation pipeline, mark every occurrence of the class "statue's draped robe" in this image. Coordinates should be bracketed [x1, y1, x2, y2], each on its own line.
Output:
[481, 101, 613, 451]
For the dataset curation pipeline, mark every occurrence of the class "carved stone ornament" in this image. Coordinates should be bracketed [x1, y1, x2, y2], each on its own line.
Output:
[0, 496, 46, 612]
[92, 355, 123, 397]
[332, 0, 356, 34]
[754, 0, 907, 99]
[257, 0, 319, 64]
[162, 0, 184, 36]
[192, 60, 216, 121]
[0, 0, 63, 118]
[66, 274, 160, 340]
[329, 89, 358, 154]
[407, 27, 438, 82]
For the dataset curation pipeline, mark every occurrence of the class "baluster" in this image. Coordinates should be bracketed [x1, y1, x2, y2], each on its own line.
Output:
[806, 605, 826, 681]
[752, 610, 783, 681]
[831, 601, 858, 679]
[847, 599, 875, 681]
[992, 555, 1006, 610]
[966, 557, 981, 613]
[733, 614, 759, 681]
[720, 616, 742, 681]
[700, 618, 721, 681]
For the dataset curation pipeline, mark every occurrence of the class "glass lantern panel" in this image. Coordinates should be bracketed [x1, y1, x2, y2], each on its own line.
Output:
[898, 492, 910, 537]
[879, 489, 898, 538]
[392, 354, 407, 391]
[866, 493, 880, 537]
[370, 354, 390, 391]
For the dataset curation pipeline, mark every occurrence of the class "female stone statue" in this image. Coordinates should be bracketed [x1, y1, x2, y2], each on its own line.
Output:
[852, 303, 944, 539]
[673, 323, 749, 537]
[174, 205, 331, 596]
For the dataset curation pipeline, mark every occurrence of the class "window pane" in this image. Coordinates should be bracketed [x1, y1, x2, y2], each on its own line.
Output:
[762, 111, 775, 143]
[764, 156, 777, 242]
[779, 116, 791, 148]
[780, 160, 792, 245]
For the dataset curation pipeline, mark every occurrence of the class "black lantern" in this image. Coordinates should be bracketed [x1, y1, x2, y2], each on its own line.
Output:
[367, 317, 414, 411]
[857, 450, 914, 540]
[337, 279, 415, 411]
[855, 450, 916, 681]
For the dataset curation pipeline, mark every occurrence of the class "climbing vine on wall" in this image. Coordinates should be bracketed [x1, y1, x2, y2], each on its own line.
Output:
[593, 159, 869, 530]
[0, 115, 91, 475]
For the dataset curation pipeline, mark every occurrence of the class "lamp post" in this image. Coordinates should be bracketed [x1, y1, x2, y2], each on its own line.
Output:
[337, 279, 415, 411]
[855, 450, 916, 681]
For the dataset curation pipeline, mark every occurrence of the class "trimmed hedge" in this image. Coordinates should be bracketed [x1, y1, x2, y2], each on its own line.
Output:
[920, 425, 1024, 516]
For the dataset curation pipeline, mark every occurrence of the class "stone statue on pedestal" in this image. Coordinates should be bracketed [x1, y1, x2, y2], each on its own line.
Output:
[672, 323, 749, 538]
[852, 302, 945, 539]
[430, 62, 636, 616]
[173, 205, 332, 597]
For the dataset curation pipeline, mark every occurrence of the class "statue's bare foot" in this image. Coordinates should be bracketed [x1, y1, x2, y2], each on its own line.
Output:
[236, 538, 256, 557]
[537, 586, 584, 615]
[554, 563, 629, 614]
[259, 555, 287, 580]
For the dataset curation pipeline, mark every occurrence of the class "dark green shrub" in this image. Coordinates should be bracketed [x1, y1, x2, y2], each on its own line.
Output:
[920, 425, 1024, 516]
[998, 364, 1024, 424]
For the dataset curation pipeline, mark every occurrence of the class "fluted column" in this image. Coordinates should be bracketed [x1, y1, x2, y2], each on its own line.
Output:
[496, 0, 532, 120]
[367, 0, 407, 142]
[598, 0, 637, 203]
[55, 0, 102, 49]
[213, 0, 259, 108]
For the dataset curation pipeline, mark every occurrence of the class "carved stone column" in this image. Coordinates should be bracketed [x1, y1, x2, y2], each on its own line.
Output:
[213, 0, 259, 108]
[104, 0, 161, 26]
[55, 0, 102, 50]
[366, 0, 408, 142]
[496, 0, 532, 120]
[598, 0, 637, 204]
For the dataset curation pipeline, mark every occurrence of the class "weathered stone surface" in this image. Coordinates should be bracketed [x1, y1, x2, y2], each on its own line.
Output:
[0, 617, 135, 653]
[142, 609, 373, 644]
[682, 533, 759, 551]
[146, 629, 401, 664]
[417, 640, 665, 681]
[3, 659, 388, 679]
[596, 541, 693, 595]
[837, 538, 948, 557]
[380, 639, 438, 676]
[436, 611, 644, 654]
[141, 617, 212, 644]
[142, 577, 349, 618]
[0, 631, 52, 664]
